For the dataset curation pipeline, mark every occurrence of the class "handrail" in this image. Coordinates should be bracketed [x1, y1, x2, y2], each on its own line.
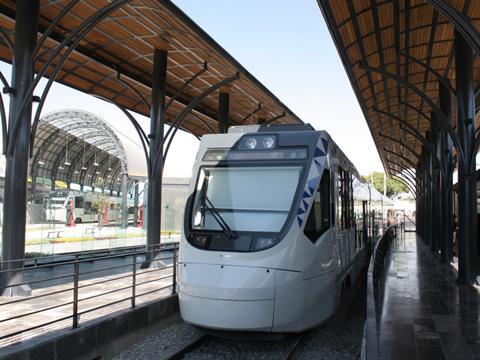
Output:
[1, 241, 177, 265]
[0, 242, 179, 346]
[363, 225, 398, 359]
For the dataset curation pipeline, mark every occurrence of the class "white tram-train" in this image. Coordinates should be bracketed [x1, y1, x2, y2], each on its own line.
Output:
[179, 124, 367, 333]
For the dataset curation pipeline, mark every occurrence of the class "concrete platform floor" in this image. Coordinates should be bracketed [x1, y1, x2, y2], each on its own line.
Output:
[373, 232, 480, 360]
[0, 254, 173, 353]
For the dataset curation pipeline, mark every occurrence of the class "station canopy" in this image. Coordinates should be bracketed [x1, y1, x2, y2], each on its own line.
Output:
[0, 0, 302, 139]
[32, 110, 130, 190]
[318, 0, 480, 176]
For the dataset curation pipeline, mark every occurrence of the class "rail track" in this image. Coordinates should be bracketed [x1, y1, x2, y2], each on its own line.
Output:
[162, 269, 366, 360]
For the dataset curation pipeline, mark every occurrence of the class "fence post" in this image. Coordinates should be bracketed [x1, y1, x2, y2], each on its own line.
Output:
[132, 250, 136, 308]
[172, 245, 177, 294]
[72, 256, 79, 329]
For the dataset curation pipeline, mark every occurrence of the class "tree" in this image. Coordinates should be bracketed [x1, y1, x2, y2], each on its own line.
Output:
[361, 171, 409, 198]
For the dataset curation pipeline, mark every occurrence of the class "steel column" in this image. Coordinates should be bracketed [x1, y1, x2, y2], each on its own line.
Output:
[133, 180, 139, 227]
[145, 48, 167, 265]
[121, 173, 128, 229]
[439, 81, 454, 262]
[218, 92, 229, 133]
[429, 126, 440, 253]
[0, 0, 39, 296]
[454, 30, 477, 285]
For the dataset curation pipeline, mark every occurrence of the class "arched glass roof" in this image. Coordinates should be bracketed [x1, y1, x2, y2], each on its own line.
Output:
[30, 110, 129, 190]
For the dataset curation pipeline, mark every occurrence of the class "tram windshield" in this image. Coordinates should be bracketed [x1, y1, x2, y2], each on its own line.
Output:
[191, 166, 302, 233]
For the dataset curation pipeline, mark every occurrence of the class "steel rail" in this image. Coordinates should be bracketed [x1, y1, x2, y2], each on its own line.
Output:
[164, 334, 210, 360]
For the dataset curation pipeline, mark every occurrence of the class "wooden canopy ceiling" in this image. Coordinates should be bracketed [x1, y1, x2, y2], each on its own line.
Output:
[0, 0, 302, 138]
[318, 0, 480, 177]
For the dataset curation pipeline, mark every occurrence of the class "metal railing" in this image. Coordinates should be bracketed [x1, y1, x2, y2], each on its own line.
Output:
[0, 242, 179, 347]
[362, 225, 399, 359]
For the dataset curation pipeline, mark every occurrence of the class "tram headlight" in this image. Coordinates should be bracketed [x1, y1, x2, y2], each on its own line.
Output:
[245, 137, 257, 150]
[262, 136, 275, 149]
[191, 234, 209, 247]
[253, 237, 275, 250]
[203, 150, 228, 161]
[238, 135, 277, 150]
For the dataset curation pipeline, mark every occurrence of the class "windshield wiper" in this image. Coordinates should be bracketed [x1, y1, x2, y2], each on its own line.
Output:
[203, 196, 235, 238]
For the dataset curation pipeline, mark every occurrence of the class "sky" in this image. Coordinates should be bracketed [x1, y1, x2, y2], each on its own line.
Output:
[0, 0, 384, 178]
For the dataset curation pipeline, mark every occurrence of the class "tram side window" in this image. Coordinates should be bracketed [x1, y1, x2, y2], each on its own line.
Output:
[337, 172, 343, 229]
[75, 196, 84, 209]
[304, 170, 331, 242]
[85, 201, 94, 214]
[337, 169, 354, 230]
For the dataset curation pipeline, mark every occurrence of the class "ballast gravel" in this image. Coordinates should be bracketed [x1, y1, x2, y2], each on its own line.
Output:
[113, 322, 203, 360]
[115, 272, 366, 360]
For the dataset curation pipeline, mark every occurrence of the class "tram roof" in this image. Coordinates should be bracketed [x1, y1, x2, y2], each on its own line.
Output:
[0, 0, 302, 138]
[318, 0, 480, 177]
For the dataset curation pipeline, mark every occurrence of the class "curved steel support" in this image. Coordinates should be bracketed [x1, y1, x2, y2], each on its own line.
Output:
[265, 112, 287, 125]
[33, 0, 81, 59]
[92, 95, 150, 176]
[384, 157, 417, 180]
[400, 52, 455, 94]
[373, 108, 446, 178]
[116, 72, 150, 110]
[11, 0, 132, 156]
[426, 0, 480, 58]
[156, 73, 240, 175]
[398, 99, 431, 123]
[165, 61, 208, 111]
[0, 28, 13, 53]
[162, 73, 239, 144]
[51, 136, 82, 184]
[389, 170, 417, 195]
[399, 125, 447, 179]
[190, 112, 215, 134]
[382, 147, 422, 175]
[385, 163, 417, 190]
[473, 131, 480, 158]
[0, 92, 7, 154]
[91, 151, 117, 187]
[241, 103, 262, 123]
[30, 128, 62, 177]
[361, 64, 465, 166]
[391, 175, 417, 197]
[385, 162, 418, 192]
[379, 133, 421, 161]
[0, 70, 10, 90]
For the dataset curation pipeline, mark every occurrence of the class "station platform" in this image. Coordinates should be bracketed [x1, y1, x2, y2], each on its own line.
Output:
[370, 232, 480, 359]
